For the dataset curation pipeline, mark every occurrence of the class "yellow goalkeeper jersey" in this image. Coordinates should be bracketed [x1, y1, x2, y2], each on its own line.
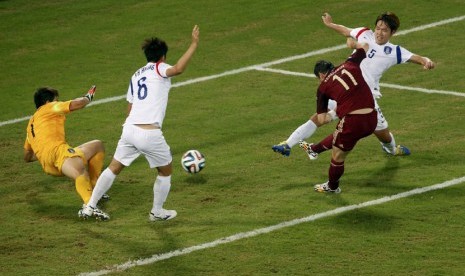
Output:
[24, 101, 72, 171]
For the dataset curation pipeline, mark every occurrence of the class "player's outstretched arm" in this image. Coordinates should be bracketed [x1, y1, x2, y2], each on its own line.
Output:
[166, 25, 200, 77]
[347, 38, 369, 52]
[69, 85, 96, 111]
[322, 12, 352, 37]
[408, 54, 435, 70]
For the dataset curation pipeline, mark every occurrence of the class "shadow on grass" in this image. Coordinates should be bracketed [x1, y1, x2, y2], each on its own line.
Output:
[183, 173, 208, 185]
[362, 155, 400, 188]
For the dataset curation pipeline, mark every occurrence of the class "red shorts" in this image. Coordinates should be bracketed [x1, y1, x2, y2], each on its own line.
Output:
[332, 111, 377, 151]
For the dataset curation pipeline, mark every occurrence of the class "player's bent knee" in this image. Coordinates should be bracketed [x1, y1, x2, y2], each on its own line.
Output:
[62, 157, 87, 179]
[108, 159, 125, 175]
[157, 163, 172, 176]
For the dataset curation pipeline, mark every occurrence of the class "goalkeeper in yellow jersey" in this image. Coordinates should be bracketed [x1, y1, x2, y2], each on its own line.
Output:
[23, 86, 109, 220]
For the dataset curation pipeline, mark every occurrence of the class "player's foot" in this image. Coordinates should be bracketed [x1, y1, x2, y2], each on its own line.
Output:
[100, 193, 110, 201]
[78, 204, 110, 221]
[314, 182, 341, 194]
[382, 144, 411, 156]
[394, 145, 410, 156]
[381, 144, 392, 155]
[299, 140, 318, 160]
[149, 209, 177, 221]
[272, 141, 291, 157]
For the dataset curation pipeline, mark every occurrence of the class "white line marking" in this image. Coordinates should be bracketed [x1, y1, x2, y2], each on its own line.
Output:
[379, 83, 465, 97]
[79, 176, 465, 276]
[0, 116, 32, 127]
[3, 15, 464, 128]
[256, 67, 465, 97]
[394, 15, 465, 36]
[256, 67, 315, 78]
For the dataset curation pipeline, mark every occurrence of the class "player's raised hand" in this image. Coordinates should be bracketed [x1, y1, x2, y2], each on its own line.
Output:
[322, 12, 333, 26]
[84, 85, 96, 102]
[192, 25, 199, 44]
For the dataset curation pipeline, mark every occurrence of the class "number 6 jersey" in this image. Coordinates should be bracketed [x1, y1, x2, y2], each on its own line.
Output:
[125, 61, 172, 128]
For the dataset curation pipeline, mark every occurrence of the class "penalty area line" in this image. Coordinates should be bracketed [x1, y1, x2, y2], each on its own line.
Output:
[2, 15, 464, 128]
[79, 176, 465, 276]
[255, 67, 465, 97]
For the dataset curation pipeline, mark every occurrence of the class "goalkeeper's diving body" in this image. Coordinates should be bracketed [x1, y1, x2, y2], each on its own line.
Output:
[23, 86, 109, 219]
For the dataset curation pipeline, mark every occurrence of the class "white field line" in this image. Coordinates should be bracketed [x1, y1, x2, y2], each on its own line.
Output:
[256, 67, 465, 97]
[79, 175, 465, 276]
[2, 15, 464, 128]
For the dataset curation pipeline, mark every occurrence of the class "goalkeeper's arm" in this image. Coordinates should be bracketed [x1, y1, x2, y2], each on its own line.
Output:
[69, 85, 96, 111]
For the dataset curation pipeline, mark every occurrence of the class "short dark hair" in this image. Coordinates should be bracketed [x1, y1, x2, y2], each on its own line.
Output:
[34, 87, 58, 109]
[375, 12, 400, 33]
[141, 37, 168, 62]
[314, 60, 334, 77]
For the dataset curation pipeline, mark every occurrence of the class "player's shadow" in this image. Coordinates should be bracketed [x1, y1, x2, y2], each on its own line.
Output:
[183, 174, 208, 185]
[329, 208, 397, 233]
[361, 155, 401, 190]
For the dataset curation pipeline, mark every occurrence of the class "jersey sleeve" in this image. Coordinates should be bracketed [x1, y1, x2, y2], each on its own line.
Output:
[155, 62, 172, 78]
[50, 101, 71, 114]
[347, 48, 367, 65]
[127, 80, 134, 103]
[398, 46, 414, 64]
[316, 89, 329, 114]
[350, 27, 370, 41]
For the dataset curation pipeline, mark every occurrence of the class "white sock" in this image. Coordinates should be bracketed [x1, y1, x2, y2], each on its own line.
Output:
[286, 120, 317, 148]
[87, 168, 116, 208]
[151, 175, 172, 214]
[381, 132, 396, 154]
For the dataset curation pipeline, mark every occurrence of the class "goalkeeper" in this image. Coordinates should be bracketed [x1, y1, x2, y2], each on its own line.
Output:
[23, 86, 108, 219]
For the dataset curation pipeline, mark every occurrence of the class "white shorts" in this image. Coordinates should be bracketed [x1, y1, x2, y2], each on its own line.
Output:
[114, 124, 172, 168]
[328, 97, 388, 131]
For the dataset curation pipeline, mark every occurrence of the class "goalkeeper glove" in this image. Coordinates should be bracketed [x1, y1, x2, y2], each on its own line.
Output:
[84, 85, 97, 102]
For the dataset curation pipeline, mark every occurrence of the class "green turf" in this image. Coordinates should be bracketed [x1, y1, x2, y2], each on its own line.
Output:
[1, 0, 464, 275]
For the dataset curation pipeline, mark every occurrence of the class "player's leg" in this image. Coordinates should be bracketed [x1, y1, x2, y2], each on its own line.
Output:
[328, 147, 348, 188]
[127, 125, 176, 221]
[137, 128, 177, 221]
[86, 158, 125, 208]
[80, 158, 127, 220]
[61, 156, 93, 204]
[314, 111, 377, 193]
[81, 127, 139, 220]
[374, 106, 410, 156]
[149, 163, 176, 221]
[77, 140, 105, 187]
[375, 128, 395, 152]
[314, 146, 347, 193]
[299, 131, 334, 160]
[273, 100, 337, 157]
[88, 128, 138, 203]
[272, 114, 320, 157]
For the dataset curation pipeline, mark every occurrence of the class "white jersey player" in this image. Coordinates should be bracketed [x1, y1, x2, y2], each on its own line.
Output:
[350, 27, 413, 99]
[272, 12, 434, 158]
[125, 61, 173, 128]
[81, 25, 200, 221]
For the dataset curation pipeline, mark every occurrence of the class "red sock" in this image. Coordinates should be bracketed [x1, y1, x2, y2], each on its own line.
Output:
[328, 158, 344, 189]
[311, 134, 333, 153]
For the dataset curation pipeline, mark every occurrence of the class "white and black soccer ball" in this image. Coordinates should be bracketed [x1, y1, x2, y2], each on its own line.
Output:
[181, 149, 206, 173]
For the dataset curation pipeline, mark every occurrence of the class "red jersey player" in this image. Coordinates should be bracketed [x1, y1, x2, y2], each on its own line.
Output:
[306, 46, 377, 193]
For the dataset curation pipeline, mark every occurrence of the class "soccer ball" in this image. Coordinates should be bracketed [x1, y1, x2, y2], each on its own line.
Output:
[181, 149, 205, 173]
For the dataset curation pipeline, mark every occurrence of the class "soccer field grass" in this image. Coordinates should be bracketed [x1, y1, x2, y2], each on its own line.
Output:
[1, 0, 465, 275]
